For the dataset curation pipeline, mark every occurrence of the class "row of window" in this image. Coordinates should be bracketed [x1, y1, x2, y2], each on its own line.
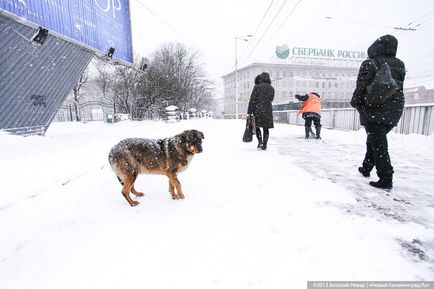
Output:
[225, 70, 357, 84]
[236, 90, 353, 101]
[226, 80, 355, 94]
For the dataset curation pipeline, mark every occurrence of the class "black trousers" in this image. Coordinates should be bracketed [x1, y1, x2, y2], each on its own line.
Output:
[304, 117, 321, 127]
[363, 122, 394, 173]
[256, 127, 269, 144]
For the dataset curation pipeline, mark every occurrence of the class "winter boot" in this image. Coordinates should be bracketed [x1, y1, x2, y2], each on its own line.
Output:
[358, 167, 371, 177]
[305, 126, 311, 139]
[262, 129, 269, 150]
[358, 161, 373, 177]
[256, 128, 263, 149]
[315, 125, 321, 139]
[369, 170, 393, 190]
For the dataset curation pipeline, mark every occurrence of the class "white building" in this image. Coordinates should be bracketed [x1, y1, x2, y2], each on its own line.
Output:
[222, 46, 365, 117]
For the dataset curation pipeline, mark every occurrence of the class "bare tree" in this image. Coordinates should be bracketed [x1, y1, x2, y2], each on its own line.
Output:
[72, 69, 89, 121]
[93, 58, 113, 101]
[139, 43, 214, 117]
[93, 43, 214, 120]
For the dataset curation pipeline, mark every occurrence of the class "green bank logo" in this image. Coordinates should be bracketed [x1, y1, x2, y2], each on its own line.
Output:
[275, 45, 289, 59]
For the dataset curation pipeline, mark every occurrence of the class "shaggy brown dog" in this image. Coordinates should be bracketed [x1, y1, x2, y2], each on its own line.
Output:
[109, 130, 204, 206]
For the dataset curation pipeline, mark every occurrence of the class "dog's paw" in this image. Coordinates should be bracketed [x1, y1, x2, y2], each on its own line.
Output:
[135, 192, 144, 197]
[172, 194, 185, 200]
[130, 201, 140, 206]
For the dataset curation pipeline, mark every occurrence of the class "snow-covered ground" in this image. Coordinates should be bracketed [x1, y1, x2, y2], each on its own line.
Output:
[0, 119, 433, 289]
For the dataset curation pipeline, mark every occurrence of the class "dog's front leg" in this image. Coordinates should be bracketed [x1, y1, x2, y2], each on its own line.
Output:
[121, 179, 140, 206]
[168, 180, 177, 199]
[131, 185, 144, 197]
[167, 173, 184, 200]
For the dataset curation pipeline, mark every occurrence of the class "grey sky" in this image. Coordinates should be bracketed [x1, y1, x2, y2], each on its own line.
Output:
[129, 0, 434, 96]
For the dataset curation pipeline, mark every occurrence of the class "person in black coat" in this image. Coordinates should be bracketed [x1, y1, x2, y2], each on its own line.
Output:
[247, 72, 275, 150]
[350, 34, 406, 190]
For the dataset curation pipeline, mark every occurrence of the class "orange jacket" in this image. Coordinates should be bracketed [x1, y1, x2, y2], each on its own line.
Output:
[299, 93, 321, 115]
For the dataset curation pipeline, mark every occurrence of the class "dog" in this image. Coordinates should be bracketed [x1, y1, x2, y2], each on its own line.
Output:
[108, 129, 204, 206]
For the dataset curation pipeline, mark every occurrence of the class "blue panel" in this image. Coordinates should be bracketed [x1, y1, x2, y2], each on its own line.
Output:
[0, 0, 133, 64]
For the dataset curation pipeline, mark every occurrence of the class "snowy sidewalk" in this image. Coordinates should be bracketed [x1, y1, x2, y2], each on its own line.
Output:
[0, 120, 433, 289]
[271, 124, 434, 265]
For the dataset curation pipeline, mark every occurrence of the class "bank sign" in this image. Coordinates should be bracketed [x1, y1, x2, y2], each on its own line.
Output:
[0, 0, 133, 64]
[275, 45, 366, 60]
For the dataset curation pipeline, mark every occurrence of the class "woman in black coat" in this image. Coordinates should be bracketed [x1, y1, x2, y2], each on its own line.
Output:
[247, 72, 275, 150]
[350, 34, 406, 190]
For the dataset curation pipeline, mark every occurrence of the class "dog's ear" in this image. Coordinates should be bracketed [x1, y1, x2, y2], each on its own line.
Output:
[179, 131, 189, 142]
[182, 130, 204, 141]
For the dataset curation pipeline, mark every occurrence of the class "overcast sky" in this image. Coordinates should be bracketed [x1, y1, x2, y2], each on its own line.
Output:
[129, 0, 434, 96]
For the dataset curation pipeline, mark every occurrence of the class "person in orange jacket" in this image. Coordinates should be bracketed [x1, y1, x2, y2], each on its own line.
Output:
[295, 92, 322, 139]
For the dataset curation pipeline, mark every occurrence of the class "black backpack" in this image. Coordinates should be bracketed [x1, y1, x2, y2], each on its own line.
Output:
[365, 59, 398, 107]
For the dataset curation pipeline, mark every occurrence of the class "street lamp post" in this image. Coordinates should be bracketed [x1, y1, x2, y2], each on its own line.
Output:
[234, 34, 252, 119]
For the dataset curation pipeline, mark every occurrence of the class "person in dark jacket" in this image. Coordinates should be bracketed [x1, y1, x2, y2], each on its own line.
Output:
[295, 92, 322, 139]
[350, 34, 406, 190]
[247, 72, 275, 150]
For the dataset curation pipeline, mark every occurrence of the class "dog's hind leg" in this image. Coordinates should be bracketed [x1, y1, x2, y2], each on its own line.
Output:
[167, 173, 184, 200]
[131, 185, 144, 197]
[121, 177, 140, 206]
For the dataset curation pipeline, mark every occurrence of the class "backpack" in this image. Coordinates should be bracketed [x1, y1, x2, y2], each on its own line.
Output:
[365, 59, 398, 107]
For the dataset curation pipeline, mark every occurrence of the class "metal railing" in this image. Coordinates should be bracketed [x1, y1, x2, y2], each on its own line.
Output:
[272, 103, 434, 136]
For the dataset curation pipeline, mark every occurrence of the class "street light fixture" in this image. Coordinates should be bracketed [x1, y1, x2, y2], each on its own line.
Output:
[234, 34, 252, 119]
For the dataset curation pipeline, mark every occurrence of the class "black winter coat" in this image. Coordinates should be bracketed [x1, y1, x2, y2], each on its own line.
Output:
[350, 35, 406, 127]
[247, 83, 275, 128]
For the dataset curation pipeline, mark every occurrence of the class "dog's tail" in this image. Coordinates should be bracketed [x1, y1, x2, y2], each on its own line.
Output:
[117, 176, 124, 185]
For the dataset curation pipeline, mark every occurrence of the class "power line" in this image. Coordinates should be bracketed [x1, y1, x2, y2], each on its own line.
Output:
[240, 0, 290, 65]
[325, 16, 395, 29]
[239, 0, 275, 61]
[131, 0, 201, 52]
[406, 9, 434, 26]
[132, 0, 180, 37]
[254, 0, 302, 59]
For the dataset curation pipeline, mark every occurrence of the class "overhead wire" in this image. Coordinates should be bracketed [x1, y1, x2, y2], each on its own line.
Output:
[131, 0, 202, 53]
[240, 0, 290, 65]
[255, 0, 303, 57]
[239, 0, 275, 61]
[349, 9, 434, 50]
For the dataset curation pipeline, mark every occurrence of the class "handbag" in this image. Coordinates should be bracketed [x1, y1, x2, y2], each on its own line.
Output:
[242, 114, 254, 142]
[365, 59, 398, 107]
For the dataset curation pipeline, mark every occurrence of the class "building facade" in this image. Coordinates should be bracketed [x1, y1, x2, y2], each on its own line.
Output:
[404, 86, 434, 104]
[222, 52, 363, 117]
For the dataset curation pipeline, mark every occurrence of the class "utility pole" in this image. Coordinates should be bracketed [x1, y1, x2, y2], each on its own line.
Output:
[234, 34, 252, 119]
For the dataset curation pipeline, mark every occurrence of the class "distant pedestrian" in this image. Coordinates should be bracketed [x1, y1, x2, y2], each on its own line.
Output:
[295, 92, 322, 139]
[350, 35, 406, 190]
[247, 72, 275, 150]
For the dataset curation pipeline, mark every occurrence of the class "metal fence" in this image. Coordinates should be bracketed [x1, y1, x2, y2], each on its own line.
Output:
[272, 103, 434, 136]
